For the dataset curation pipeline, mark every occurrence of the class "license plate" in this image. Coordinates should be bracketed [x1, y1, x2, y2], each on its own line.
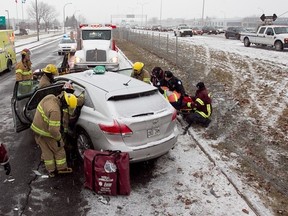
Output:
[147, 127, 160, 138]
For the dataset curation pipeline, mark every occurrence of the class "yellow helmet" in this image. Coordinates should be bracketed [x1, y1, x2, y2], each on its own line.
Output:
[42, 64, 59, 75]
[133, 62, 144, 74]
[64, 92, 77, 109]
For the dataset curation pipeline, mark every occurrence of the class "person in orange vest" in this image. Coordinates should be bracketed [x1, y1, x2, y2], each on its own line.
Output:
[157, 70, 186, 110]
[185, 82, 212, 128]
[31, 91, 78, 177]
[131, 62, 151, 84]
[15, 48, 32, 81]
[0, 143, 11, 175]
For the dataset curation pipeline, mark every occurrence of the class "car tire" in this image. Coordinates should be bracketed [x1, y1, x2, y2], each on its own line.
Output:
[244, 38, 251, 47]
[76, 129, 94, 160]
[58, 52, 61, 55]
[275, 41, 283, 51]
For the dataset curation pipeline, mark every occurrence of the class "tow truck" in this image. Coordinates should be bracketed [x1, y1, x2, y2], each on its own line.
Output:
[72, 23, 119, 71]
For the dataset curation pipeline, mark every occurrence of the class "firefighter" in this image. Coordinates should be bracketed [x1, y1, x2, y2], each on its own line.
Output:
[31, 91, 78, 177]
[185, 82, 212, 128]
[15, 48, 32, 81]
[157, 70, 186, 110]
[131, 62, 151, 84]
[151, 66, 164, 87]
[0, 143, 11, 175]
[38, 64, 59, 88]
[61, 81, 85, 134]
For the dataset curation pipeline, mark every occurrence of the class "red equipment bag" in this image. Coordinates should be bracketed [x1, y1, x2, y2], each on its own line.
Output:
[83, 149, 130, 196]
[0, 143, 9, 165]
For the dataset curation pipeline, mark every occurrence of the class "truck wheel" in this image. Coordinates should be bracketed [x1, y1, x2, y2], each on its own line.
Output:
[244, 38, 251, 47]
[6, 60, 12, 72]
[275, 41, 283, 51]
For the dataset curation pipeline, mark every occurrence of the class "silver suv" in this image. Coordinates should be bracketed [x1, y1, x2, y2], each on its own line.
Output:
[11, 68, 179, 162]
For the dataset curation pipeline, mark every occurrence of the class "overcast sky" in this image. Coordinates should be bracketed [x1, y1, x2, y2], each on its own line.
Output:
[2, 0, 288, 24]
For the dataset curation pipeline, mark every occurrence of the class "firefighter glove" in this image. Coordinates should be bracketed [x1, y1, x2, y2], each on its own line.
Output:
[4, 163, 11, 175]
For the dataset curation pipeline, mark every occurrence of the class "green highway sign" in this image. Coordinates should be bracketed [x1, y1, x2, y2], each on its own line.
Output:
[0, 16, 6, 26]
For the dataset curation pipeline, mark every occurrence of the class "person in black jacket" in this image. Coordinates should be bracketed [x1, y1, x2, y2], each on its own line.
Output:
[157, 71, 186, 110]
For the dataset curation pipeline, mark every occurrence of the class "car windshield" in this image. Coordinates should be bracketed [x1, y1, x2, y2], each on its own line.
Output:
[274, 27, 288, 34]
[82, 30, 111, 40]
[60, 38, 76, 43]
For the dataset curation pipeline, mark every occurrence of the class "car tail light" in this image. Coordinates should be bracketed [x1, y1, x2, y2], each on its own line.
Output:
[171, 110, 177, 121]
[99, 120, 133, 135]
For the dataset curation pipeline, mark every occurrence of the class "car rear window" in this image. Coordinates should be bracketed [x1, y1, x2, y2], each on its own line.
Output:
[108, 90, 169, 117]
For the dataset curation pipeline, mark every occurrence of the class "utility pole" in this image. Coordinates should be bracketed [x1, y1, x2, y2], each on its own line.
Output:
[5, 10, 10, 29]
[36, 0, 39, 41]
[201, 0, 205, 26]
[63, 3, 72, 34]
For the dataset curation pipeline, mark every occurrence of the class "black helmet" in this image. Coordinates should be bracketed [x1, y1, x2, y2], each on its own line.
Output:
[196, 82, 205, 89]
[164, 71, 173, 78]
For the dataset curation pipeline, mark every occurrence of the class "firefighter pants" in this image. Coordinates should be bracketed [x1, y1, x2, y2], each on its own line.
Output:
[34, 134, 68, 172]
[186, 112, 211, 127]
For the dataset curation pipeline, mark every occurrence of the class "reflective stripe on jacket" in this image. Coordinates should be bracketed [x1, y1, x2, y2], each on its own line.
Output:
[194, 90, 212, 118]
[15, 61, 32, 81]
[131, 69, 151, 84]
[163, 87, 181, 103]
[31, 94, 62, 141]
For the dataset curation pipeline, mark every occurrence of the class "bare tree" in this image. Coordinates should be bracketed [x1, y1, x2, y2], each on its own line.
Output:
[27, 1, 58, 31]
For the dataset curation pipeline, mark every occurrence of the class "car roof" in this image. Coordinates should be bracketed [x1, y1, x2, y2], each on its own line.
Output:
[59, 70, 156, 98]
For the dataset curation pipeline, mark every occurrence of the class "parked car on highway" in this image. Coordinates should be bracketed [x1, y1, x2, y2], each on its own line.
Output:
[58, 36, 77, 55]
[11, 68, 179, 163]
[225, 26, 247, 40]
[202, 26, 218, 35]
[14, 28, 28, 36]
[192, 27, 203, 35]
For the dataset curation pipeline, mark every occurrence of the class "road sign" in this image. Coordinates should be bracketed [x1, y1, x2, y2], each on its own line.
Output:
[0, 16, 6, 26]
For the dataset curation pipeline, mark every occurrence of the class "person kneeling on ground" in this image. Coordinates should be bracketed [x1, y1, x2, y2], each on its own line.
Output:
[185, 82, 212, 128]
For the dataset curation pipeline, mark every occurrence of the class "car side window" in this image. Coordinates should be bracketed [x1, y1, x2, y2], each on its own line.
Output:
[71, 82, 93, 108]
[258, 27, 265, 34]
[266, 28, 273, 35]
[16, 80, 39, 100]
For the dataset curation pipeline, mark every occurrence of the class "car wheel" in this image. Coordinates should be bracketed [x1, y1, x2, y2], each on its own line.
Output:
[58, 52, 62, 55]
[244, 38, 251, 47]
[6, 60, 12, 72]
[76, 129, 94, 160]
[275, 41, 283, 51]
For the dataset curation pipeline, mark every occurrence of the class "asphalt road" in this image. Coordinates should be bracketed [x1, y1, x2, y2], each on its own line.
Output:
[0, 40, 89, 215]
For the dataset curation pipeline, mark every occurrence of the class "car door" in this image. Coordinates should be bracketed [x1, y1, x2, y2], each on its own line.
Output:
[11, 81, 64, 132]
[263, 27, 274, 45]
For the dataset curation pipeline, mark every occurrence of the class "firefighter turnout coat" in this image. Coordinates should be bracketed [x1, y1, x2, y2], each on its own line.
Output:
[31, 94, 68, 172]
[38, 73, 53, 88]
[131, 69, 151, 84]
[15, 60, 32, 81]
